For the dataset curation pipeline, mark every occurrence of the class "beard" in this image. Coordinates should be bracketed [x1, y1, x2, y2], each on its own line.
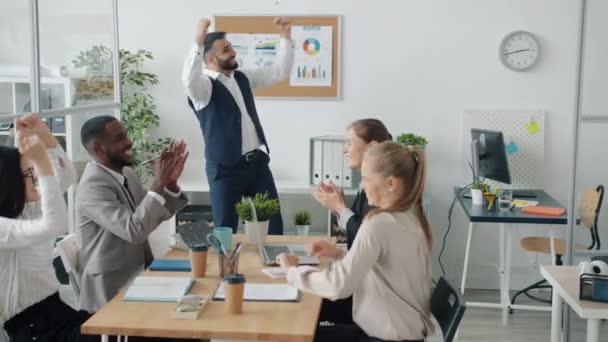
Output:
[107, 150, 132, 169]
[218, 56, 238, 71]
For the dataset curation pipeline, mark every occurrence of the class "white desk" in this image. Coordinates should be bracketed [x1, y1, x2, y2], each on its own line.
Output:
[541, 266, 608, 342]
[456, 189, 567, 324]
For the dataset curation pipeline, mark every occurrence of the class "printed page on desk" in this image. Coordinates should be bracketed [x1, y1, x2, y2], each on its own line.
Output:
[213, 282, 299, 302]
[123, 276, 194, 302]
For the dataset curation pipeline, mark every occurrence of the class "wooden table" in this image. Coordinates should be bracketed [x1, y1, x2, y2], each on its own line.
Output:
[82, 234, 333, 341]
[541, 266, 608, 342]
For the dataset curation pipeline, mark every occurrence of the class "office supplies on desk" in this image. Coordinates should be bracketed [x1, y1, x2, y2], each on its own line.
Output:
[172, 294, 210, 320]
[176, 220, 214, 248]
[206, 227, 233, 252]
[149, 259, 191, 272]
[262, 267, 288, 279]
[123, 276, 194, 302]
[260, 244, 320, 266]
[579, 273, 608, 303]
[512, 199, 539, 208]
[213, 282, 299, 302]
[521, 206, 566, 216]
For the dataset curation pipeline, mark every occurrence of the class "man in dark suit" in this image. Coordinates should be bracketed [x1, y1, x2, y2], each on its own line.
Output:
[182, 17, 294, 234]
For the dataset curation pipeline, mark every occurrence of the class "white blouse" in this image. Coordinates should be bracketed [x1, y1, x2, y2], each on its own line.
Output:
[0, 147, 76, 322]
[287, 210, 434, 340]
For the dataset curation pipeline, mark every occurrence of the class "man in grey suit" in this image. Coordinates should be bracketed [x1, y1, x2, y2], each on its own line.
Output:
[76, 115, 189, 313]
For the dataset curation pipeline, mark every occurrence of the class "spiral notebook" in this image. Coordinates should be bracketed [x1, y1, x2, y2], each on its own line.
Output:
[123, 276, 194, 302]
[212, 282, 299, 302]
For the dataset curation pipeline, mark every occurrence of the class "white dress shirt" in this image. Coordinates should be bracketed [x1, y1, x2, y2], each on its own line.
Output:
[0, 147, 76, 322]
[182, 37, 294, 155]
[287, 210, 435, 341]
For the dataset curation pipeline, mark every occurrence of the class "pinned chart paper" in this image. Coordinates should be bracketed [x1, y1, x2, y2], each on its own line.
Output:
[290, 26, 333, 87]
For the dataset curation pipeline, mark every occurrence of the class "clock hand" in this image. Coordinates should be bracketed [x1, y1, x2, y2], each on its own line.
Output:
[504, 49, 531, 56]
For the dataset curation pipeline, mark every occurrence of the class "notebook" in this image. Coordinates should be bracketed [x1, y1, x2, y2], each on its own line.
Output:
[521, 206, 566, 216]
[149, 259, 191, 272]
[212, 282, 299, 302]
[123, 276, 194, 302]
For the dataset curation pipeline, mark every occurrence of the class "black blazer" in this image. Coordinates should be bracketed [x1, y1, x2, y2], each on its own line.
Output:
[345, 190, 373, 249]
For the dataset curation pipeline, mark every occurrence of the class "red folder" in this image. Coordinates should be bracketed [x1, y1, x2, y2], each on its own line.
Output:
[521, 206, 566, 216]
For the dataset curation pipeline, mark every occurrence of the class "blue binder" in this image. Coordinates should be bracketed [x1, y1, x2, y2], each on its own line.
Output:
[149, 259, 191, 272]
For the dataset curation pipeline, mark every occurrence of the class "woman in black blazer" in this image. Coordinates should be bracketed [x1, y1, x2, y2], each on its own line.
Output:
[313, 118, 392, 248]
[311, 119, 392, 339]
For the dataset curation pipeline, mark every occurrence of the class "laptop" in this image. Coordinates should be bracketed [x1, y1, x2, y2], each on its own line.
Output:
[259, 244, 320, 266]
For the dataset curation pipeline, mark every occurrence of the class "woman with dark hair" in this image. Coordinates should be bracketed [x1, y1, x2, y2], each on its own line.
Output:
[281, 142, 434, 342]
[312, 118, 392, 249]
[0, 114, 97, 342]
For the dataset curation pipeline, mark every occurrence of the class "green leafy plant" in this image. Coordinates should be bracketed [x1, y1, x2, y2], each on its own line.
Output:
[395, 133, 428, 148]
[294, 210, 312, 226]
[470, 182, 489, 192]
[235, 193, 280, 222]
[72, 46, 172, 179]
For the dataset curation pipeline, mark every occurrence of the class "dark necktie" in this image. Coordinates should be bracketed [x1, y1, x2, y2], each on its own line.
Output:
[122, 178, 136, 210]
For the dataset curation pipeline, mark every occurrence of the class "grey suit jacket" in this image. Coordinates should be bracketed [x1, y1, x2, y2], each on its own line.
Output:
[76, 162, 188, 312]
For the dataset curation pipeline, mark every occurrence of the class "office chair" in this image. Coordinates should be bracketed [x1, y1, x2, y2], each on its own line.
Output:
[512, 185, 604, 308]
[431, 277, 467, 342]
[55, 233, 81, 299]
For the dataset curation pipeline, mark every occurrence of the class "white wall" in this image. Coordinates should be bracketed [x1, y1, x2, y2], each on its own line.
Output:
[113, 0, 608, 289]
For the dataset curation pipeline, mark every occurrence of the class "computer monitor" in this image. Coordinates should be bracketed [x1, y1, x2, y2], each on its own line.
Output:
[470, 128, 511, 184]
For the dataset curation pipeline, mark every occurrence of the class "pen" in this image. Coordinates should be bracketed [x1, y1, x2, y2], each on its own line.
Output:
[137, 154, 161, 168]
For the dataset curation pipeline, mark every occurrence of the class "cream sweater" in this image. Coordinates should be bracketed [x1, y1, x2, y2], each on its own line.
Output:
[287, 209, 434, 340]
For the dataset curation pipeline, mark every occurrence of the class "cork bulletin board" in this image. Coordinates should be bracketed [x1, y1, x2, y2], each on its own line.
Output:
[214, 15, 341, 99]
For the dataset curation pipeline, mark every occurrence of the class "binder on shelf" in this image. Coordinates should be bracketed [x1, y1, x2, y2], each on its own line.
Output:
[332, 141, 344, 186]
[311, 139, 323, 185]
[342, 148, 353, 189]
[322, 140, 333, 183]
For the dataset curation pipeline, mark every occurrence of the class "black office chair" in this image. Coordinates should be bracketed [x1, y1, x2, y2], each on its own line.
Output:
[431, 277, 466, 342]
[511, 185, 604, 309]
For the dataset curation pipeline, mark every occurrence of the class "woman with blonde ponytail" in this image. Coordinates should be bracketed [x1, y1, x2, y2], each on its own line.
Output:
[279, 141, 434, 342]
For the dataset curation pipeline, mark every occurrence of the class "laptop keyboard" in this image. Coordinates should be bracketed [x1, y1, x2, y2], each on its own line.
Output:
[264, 245, 290, 261]
[176, 220, 214, 248]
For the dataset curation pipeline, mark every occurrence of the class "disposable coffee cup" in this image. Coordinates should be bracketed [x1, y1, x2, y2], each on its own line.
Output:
[224, 273, 246, 314]
[189, 243, 208, 277]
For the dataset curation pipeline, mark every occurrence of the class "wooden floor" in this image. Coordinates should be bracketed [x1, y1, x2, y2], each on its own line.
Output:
[1, 287, 604, 342]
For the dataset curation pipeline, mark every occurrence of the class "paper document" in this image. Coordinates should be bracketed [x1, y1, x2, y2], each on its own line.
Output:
[213, 282, 299, 302]
[123, 276, 194, 302]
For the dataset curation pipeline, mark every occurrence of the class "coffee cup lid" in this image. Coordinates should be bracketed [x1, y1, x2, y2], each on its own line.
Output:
[224, 273, 246, 284]
[190, 243, 208, 252]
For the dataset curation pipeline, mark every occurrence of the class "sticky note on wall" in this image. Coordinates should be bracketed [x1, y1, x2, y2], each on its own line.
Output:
[525, 120, 540, 135]
[505, 141, 519, 155]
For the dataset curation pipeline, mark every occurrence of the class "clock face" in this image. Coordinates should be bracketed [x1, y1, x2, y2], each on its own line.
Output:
[500, 31, 540, 71]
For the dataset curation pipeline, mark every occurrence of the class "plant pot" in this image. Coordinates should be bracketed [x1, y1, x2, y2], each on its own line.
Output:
[244, 220, 269, 245]
[471, 189, 483, 205]
[295, 225, 310, 236]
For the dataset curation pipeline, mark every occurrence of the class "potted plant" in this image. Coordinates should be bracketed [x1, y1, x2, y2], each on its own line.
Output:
[395, 133, 428, 149]
[294, 210, 312, 236]
[470, 182, 488, 205]
[72, 46, 172, 181]
[235, 193, 280, 244]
